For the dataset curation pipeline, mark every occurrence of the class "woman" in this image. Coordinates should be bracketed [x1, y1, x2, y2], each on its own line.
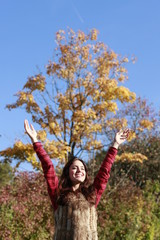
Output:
[24, 119, 129, 240]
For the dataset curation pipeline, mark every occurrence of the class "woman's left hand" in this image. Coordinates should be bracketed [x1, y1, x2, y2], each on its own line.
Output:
[113, 128, 130, 149]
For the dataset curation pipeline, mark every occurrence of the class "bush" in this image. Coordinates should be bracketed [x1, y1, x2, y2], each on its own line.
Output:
[0, 172, 54, 240]
[97, 180, 160, 240]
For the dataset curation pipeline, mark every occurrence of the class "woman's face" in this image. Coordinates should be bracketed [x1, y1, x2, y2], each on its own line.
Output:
[69, 159, 86, 184]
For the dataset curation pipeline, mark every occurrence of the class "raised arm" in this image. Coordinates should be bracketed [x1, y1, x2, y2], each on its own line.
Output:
[24, 120, 59, 211]
[94, 129, 129, 207]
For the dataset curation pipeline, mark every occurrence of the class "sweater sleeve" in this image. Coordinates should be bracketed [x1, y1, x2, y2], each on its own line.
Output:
[93, 147, 118, 207]
[33, 142, 59, 211]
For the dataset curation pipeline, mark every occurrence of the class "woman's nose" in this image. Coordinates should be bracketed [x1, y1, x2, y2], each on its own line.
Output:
[76, 168, 81, 173]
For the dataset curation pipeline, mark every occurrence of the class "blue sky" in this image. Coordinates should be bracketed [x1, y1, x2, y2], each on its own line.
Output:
[1, 0, 160, 170]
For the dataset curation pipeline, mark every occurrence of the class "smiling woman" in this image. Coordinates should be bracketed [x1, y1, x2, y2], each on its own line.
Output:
[24, 119, 129, 240]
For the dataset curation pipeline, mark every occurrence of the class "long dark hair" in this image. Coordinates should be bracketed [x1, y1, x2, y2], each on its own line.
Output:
[56, 157, 96, 205]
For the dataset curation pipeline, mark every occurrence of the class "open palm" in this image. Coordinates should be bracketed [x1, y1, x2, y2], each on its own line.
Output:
[115, 129, 130, 145]
[24, 119, 38, 143]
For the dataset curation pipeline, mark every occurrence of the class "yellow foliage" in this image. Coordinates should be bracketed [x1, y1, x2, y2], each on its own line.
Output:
[44, 140, 71, 164]
[0, 141, 41, 170]
[139, 119, 154, 130]
[37, 130, 47, 142]
[115, 86, 136, 103]
[105, 102, 118, 113]
[106, 118, 128, 130]
[115, 152, 148, 163]
[78, 30, 85, 42]
[85, 139, 103, 150]
[86, 108, 97, 120]
[48, 122, 61, 136]
[81, 46, 90, 60]
[119, 67, 128, 73]
[23, 74, 46, 92]
[95, 78, 118, 100]
[109, 51, 118, 60]
[49, 122, 55, 129]
[17, 91, 34, 104]
[137, 127, 144, 132]
[123, 57, 129, 62]
[118, 75, 126, 82]
[26, 153, 41, 170]
[56, 93, 70, 110]
[90, 29, 98, 40]
[127, 131, 136, 141]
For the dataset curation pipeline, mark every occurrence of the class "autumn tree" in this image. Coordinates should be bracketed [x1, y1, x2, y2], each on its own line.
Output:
[0, 28, 140, 170]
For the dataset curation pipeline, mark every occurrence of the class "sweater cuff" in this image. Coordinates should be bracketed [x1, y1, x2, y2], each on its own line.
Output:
[33, 142, 42, 150]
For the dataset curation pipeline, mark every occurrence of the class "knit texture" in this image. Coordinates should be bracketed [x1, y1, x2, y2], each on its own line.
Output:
[54, 192, 98, 240]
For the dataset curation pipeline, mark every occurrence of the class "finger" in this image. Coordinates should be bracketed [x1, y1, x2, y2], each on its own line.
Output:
[30, 124, 35, 131]
[119, 132, 128, 137]
[123, 128, 130, 134]
[118, 129, 124, 135]
[26, 120, 30, 130]
[24, 119, 28, 130]
[120, 137, 127, 140]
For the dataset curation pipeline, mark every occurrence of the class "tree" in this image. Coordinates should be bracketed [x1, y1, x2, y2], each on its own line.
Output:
[0, 28, 137, 170]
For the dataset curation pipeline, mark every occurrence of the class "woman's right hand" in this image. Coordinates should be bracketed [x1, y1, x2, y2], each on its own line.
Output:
[24, 119, 38, 143]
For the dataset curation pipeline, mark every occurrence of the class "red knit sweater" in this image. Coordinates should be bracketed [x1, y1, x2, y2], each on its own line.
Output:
[33, 142, 117, 211]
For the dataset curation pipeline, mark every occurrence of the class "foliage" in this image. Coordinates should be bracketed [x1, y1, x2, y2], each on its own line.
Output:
[1, 171, 159, 240]
[0, 28, 137, 169]
[97, 180, 160, 240]
[0, 171, 54, 240]
[87, 96, 160, 186]
[102, 97, 158, 144]
[0, 161, 14, 189]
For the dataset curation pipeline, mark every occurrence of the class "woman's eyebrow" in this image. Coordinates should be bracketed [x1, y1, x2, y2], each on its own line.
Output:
[72, 165, 85, 168]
